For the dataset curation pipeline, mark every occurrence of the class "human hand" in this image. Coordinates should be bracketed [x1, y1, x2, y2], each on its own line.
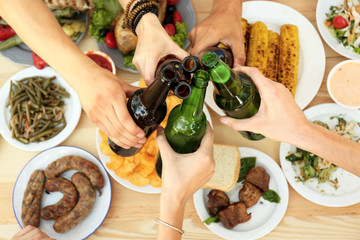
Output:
[12, 225, 54, 240]
[219, 66, 308, 142]
[189, 0, 245, 66]
[156, 123, 215, 202]
[76, 67, 146, 149]
[133, 14, 189, 85]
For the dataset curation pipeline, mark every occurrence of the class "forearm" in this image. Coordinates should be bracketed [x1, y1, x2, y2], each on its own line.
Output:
[212, 0, 242, 14]
[288, 121, 360, 177]
[0, 0, 100, 89]
[158, 192, 186, 240]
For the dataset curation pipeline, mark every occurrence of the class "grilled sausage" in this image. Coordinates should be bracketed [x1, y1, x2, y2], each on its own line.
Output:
[41, 177, 78, 220]
[44, 155, 104, 194]
[21, 170, 45, 227]
[53, 172, 96, 233]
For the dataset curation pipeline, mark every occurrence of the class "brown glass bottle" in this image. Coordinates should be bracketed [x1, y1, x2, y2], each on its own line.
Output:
[108, 65, 191, 157]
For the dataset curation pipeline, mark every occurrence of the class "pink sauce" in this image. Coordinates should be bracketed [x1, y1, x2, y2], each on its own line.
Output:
[330, 62, 360, 107]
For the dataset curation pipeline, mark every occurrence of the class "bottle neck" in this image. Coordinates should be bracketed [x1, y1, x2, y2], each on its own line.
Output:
[141, 75, 172, 109]
[208, 58, 243, 99]
[179, 82, 207, 119]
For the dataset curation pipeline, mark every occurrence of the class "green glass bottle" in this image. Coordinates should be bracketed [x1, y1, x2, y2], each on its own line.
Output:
[155, 70, 210, 177]
[201, 51, 264, 141]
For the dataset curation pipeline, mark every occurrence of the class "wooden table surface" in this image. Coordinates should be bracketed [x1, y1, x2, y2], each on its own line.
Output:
[1, 0, 360, 239]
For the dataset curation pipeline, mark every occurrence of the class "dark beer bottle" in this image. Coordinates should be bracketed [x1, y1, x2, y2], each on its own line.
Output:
[155, 69, 210, 177]
[108, 65, 191, 157]
[201, 51, 264, 141]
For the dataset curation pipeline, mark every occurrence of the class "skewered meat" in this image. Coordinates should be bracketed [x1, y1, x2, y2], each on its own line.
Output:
[245, 166, 270, 192]
[207, 190, 230, 216]
[218, 202, 251, 229]
[238, 181, 262, 208]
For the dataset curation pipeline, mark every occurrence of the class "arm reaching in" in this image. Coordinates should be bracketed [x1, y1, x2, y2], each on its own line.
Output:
[0, 0, 146, 149]
[156, 124, 215, 239]
[118, 0, 188, 85]
[220, 66, 360, 177]
[189, 0, 245, 66]
[12, 226, 54, 240]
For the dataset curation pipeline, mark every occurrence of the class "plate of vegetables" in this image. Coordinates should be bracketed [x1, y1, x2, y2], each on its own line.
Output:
[193, 147, 288, 240]
[92, 0, 195, 72]
[0, 67, 81, 151]
[280, 103, 360, 207]
[317, 0, 360, 59]
[0, 8, 88, 66]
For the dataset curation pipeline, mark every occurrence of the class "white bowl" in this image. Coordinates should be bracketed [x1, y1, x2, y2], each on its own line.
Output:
[327, 60, 360, 109]
[84, 50, 116, 75]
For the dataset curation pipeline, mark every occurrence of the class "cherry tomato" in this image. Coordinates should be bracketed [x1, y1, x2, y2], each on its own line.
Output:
[332, 15, 348, 29]
[32, 52, 48, 70]
[164, 23, 176, 36]
[105, 32, 117, 48]
[173, 11, 182, 24]
[0, 25, 16, 41]
[167, 0, 179, 5]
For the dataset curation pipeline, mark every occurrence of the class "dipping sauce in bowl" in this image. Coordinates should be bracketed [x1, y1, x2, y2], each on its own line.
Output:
[85, 50, 116, 75]
[327, 60, 360, 109]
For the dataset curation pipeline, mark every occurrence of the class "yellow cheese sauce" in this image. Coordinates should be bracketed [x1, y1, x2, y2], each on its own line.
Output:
[330, 62, 360, 107]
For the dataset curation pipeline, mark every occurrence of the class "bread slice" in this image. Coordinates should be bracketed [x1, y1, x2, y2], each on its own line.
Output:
[203, 144, 240, 192]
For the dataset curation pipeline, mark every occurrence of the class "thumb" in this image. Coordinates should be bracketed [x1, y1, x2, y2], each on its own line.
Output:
[220, 116, 254, 132]
[119, 81, 139, 97]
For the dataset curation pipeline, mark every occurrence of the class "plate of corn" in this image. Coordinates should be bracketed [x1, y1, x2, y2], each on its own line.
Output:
[205, 1, 326, 115]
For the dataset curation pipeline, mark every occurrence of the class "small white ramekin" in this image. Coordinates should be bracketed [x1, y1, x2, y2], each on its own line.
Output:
[84, 50, 116, 75]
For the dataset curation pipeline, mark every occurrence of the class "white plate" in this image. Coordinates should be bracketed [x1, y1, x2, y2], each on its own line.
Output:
[280, 103, 360, 207]
[95, 80, 213, 194]
[316, 0, 360, 60]
[96, 0, 196, 72]
[0, 12, 88, 66]
[205, 1, 326, 115]
[0, 67, 82, 151]
[194, 147, 289, 240]
[12, 146, 112, 240]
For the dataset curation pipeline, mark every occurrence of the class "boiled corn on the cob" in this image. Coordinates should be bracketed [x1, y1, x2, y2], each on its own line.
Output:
[246, 21, 268, 76]
[266, 30, 280, 81]
[277, 24, 299, 97]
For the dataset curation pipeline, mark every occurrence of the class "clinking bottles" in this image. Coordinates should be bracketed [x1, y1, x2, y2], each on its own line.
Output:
[201, 51, 264, 141]
[155, 68, 210, 178]
[108, 61, 192, 157]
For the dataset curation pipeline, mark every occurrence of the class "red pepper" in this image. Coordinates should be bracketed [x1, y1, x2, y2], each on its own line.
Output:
[0, 25, 16, 41]
[32, 51, 48, 69]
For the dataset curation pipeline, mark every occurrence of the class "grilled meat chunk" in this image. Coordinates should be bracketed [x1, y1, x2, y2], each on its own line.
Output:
[207, 190, 230, 216]
[245, 166, 270, 192]
[238, 181, 262, 208]
[219, 202, 251, 229]
[43, 0, 93, 12]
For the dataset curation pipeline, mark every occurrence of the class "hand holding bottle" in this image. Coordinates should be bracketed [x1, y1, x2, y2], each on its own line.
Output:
[77, 67, 146, 149]
[133, 14, 189, 85]
[219, 66, 308, 142]
[189, 0, 245, 66]
[12, 225, 54, 240]
[156, 123, 215, 202]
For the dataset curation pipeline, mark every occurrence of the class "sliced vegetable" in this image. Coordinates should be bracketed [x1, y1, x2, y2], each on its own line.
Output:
[203, 214, 219, 225]
[0, 35, 23, 51]
[32, 52, 48, 70]
[170, 22, 187, 48]
[0, 24, 16, 41]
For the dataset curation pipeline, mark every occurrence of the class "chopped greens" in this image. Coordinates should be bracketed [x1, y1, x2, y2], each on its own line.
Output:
[203, 214, 219, 225]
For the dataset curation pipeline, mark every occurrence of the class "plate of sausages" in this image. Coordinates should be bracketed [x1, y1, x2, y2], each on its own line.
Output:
[12, 145, 112, 240]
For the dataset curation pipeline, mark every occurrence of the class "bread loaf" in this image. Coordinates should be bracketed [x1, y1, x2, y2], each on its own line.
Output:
[203, 144, 240, 192]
